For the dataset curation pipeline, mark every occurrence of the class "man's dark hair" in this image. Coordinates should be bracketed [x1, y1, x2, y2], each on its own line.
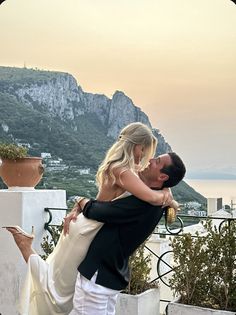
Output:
[161, 152, 186, 188]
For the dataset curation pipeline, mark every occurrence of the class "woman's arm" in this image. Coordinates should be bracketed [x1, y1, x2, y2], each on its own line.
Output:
[114, 168, 172, 206]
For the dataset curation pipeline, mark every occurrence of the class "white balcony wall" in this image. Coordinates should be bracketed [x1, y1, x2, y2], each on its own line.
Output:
[0, 189, 67, 315]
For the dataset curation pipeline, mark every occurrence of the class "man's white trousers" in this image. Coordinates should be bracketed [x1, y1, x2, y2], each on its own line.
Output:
[69, 272, 119, 315]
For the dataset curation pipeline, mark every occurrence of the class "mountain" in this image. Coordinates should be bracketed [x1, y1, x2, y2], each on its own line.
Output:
[0, 67, 170, 163]
[0, 66, 206, 204]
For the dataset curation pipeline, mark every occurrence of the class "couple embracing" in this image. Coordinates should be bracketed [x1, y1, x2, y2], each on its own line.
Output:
[4, 122, 186, 315]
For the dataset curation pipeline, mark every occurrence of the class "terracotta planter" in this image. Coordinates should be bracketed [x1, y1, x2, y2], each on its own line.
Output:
[0, 157, 44, 188]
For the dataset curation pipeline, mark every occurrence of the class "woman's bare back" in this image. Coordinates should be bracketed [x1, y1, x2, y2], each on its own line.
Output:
[96, 182, 126, 201]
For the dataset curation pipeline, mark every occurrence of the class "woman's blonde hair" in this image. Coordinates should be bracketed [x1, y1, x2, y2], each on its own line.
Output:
[96, 122, 157, 188]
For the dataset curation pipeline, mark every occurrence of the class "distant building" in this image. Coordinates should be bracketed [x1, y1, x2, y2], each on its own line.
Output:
[88, 180, 95, 184]
[41, 152, 52, 159]
[195, 210, 207, 217]
[210, 208, 231, 218]
[232, 210, 236, 218]
[48, 160, 61, 166]
[78, 168, 90, 175]
[185, 201, 201, 210]
[46, 158, 68, 172]
[187, 209, 206, 217]
[187, 209, 195, 216]
[17, 142, 31, 148]
[1, 123, 9, 132]
[207, 198, 223, 216]
[47, 165, 68, 172]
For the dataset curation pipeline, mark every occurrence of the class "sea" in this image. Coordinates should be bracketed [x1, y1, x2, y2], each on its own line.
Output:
[185, 179, 236, 206]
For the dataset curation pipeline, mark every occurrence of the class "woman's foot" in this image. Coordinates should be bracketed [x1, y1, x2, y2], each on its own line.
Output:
[3, 226, 36, 262]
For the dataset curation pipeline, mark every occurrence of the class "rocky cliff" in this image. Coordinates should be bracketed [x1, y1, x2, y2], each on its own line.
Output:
[0, 66, 171, 154]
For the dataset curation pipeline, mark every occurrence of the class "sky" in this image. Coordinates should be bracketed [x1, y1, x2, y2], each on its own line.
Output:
[0, 0, 236, 176]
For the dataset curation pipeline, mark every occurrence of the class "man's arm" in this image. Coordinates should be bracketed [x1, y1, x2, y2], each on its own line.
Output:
[63, 195, 168, 235]
[82, 196, 161, 224]
[63, 196, 157, 235]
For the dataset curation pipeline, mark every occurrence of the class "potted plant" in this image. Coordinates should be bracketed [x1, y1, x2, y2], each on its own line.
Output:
[0, 143, 44, 188]
[167, 220, 236, 315]
[115, 242, 160, 315]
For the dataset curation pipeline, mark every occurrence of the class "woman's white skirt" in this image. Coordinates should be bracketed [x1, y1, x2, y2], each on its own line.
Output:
[18, 214, 103, 315]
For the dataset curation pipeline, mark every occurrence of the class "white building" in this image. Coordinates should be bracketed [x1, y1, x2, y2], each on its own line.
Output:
[48, 160, 61, 166]
[188, 209, 206, 217]
[17, 142, 31, 148]
[207, 197, 223, 215]
[78, 168, 90, 175]
[185, 201, 201, 210]
[41, 152, 52, 159]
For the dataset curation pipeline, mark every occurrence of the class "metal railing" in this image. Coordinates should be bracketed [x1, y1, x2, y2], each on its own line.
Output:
[44, 207, 67, 245]
[145, 213, 236, 311]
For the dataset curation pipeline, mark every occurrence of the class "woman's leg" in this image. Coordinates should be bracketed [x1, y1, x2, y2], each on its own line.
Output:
[6, 227, 36, 262]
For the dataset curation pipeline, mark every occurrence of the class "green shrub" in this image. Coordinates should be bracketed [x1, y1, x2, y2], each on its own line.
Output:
[40, 225, 63, 260]
[169, 220, 236, 311]
[124, 242, 158, 295]
[0, 143, 28, 159]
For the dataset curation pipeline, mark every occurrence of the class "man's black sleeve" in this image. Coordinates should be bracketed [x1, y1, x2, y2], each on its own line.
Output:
[83, 195, 162, 224]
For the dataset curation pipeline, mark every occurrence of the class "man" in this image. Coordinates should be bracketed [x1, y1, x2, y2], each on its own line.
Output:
[66, 152, 186, 315]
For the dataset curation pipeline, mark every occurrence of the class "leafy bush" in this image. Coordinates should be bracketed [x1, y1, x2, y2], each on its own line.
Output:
[0, 143, 28, 159]
[169, 220, 236, 311]
[124, 242, 158, 295]
[40, 225, 63, 260]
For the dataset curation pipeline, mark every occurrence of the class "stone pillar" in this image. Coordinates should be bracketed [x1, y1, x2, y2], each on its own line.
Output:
[145, 234, 172, 315]
[0, 189, 67, 315]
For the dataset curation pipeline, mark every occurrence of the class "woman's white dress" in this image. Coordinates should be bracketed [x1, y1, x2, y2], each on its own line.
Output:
[18, 192, 130, 315]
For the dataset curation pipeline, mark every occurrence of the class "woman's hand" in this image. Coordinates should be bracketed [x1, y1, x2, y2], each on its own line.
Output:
[63, 205, 78, 235]
[161, 188, 173, 207]
[63, 197, 89, 235]
[169, 199, 180, 212]
[160, 188, 179, 211]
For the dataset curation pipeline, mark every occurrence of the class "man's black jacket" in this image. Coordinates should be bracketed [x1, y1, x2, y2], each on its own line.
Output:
[78, 195, 164, 290]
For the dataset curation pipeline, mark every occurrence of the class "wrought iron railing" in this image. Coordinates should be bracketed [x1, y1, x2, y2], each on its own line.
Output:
[145, 214, 236, 312]
[44, 207, 67, 245]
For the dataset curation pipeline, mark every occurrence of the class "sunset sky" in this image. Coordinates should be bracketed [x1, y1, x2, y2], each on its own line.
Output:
[1, 0, 236, 176]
